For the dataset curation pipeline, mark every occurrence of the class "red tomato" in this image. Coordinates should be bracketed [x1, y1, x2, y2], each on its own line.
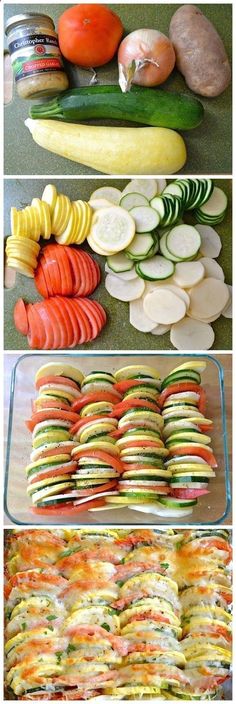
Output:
[58, 4, 124, 68]
[171, 488, 209, 499]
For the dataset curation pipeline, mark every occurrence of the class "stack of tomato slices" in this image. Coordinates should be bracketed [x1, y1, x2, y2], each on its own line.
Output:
[14, 244, 106, 349]
[160, 361, 216, 511]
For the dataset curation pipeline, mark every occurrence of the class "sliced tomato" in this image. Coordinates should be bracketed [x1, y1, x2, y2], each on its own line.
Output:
[72, 448, 124, 473]
[41, 252, 55, 296]
[71, 414, 112, 434]
[53, 296, 74, 349]
[114, 380, 150, 393]
[111, 424, 138, 438]
[171, 488, 210, 499]
[92, 299, 107, 326]
[169, 445, 217, 467]
[72, 391, 121, 412]
[59, 296, 80, 348]
[48, 297, 69, 349]
[159, 382, 206, 413]
[25, 409, 79, 432]
[43, 244, 62, 294]
[29, 462, 78, 484]
[111, 398, 160, 417]
[36, 375, 80, 391]
[77, 297, 100, 339]
[77, 250, 93, 295]
[27, 303, 46, 350]
[67, 246, 83, 296]
[34, 259, 50, 298]
[13, 298, 29, 336]
[46, 298, 63, 349]
[72, 298, 92, 342]
[34, 300, 54, 350]
[55, 245, 73, 296]
[31, 497, 107, 514]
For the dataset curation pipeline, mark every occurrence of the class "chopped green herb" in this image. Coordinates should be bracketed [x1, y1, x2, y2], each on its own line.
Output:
[21, 622, 26, 631]
[55, 651, 63, 664]
[160, 563, 169, 569]
[46, 614, 57, 621]
[67, 643, 77, 654]
[101, 623, 110, 632]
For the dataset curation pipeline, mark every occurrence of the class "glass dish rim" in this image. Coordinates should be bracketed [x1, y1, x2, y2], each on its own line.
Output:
[4, 351, 231, 526]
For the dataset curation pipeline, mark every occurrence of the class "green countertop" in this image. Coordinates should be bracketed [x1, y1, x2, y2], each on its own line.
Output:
[4, 178, 232, 351]
[4, 3, 232, 175]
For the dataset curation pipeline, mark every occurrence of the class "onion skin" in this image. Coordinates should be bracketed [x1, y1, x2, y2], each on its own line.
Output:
[118, 29, 176, 92]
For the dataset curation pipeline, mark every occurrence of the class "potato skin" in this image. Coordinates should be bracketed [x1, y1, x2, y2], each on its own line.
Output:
[169, 4, 231, 97]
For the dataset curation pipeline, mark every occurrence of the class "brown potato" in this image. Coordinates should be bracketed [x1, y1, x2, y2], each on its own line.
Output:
[169, 5, 231, 97]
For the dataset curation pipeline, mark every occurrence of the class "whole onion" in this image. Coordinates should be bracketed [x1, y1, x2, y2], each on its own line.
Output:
[118, 28, 175, 92]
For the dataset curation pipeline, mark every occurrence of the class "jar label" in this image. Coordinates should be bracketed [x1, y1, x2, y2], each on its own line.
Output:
[8, 33, 64, 81]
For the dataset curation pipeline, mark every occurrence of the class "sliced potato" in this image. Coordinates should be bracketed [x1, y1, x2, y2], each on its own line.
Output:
[173, 261, 205, 288]
[188, 278, 229, 319]
[199, 257, 225, 281]
[105, 274, 145, 301]
[129, 297, 157, 332]
[222, 285, 232, 319]
[170, 317, 215, 350]
[143, 288, 186, 325]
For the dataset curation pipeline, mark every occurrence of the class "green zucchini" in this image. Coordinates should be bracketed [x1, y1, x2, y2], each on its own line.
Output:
[29, 85, 204, 130]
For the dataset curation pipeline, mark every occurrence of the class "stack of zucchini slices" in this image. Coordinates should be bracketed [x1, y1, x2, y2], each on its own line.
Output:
[25, 363, 82, 512]
[160, 361, 216, 517]
[104, 365, 170, 510]
[71, 371, 124, 510]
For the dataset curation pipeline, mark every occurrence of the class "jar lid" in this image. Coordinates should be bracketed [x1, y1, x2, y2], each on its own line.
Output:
[5, 13, 55, 35]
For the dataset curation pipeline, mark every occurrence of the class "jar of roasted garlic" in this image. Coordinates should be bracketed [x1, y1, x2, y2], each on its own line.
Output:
[5, 13, 69, 99]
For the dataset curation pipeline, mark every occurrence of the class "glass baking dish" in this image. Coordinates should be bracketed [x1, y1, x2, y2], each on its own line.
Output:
[4, 352, 231, 526]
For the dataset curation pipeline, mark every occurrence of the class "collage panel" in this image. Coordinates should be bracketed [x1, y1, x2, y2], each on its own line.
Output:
[4, 527, 232, 700]
[4, 352, 232, 526]
[4, 177, 232, 351]
[4, 3, 231, 176]
[2, 0, 233, 702]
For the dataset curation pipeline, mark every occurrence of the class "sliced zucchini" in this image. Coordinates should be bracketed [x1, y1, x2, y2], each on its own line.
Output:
[121, 179, 158, 200]
[166, 225, 201, 260]
[107, 253, 133, 273]
[105, 263, 138, 280]
[120, 192, 149, 210]
[195, 187, 227, 224]
[130, 206, 160, 233]
[90, 186, 122, 205]
[136, 255, 174, 281]
[125, 233, 157, 260]
[159, 231, 183, 262]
